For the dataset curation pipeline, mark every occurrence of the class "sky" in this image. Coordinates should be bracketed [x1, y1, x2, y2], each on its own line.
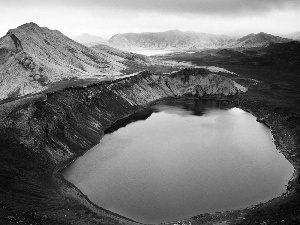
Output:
[1, 0, 300, 39]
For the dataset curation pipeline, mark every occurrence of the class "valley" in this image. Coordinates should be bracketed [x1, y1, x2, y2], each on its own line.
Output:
[0, 22, 300, 225]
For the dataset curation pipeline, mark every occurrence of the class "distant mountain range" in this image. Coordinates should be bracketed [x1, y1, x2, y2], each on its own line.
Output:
[226, 32, 291, 48]
[108, 30, 235, 50]
[72, 33, 107, 47]
[280, 31, 300, 41]
[0, 22, 299, 101]
[107, 30, 298, 50]
[71, 30, 299, 50]
[0, 23, 153, 100]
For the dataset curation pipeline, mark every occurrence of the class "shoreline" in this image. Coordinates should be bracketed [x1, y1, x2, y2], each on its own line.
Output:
[55, 96, 298, 224]
[1, 69, 299, 224]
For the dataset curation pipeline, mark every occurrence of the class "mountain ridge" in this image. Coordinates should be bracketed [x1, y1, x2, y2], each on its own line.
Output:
[227, 32, 292, 48]
[108, 29, 235, 50]
[108, 29, 297, 50]
[0, 22, 155, 100]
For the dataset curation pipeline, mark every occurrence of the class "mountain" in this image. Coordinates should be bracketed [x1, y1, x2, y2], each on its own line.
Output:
[90, 44, 150, 62]
[227, 32, 292, 48]
[72, 33, 107, 47]
[280, 32, 300, 41]
[108, 30, 235, 50]
[72, 33, 106, 43]
[157, 41, 300, 67]
[0, 23, 154, 101]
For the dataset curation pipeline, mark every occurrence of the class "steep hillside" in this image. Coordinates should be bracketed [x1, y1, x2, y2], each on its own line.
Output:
[227, 32, 292, 48]
[1, 66, 300, 224]
[0, 23, 126, 100]
[0, 23, 169, 101]
[0, 68, 247, 224]
[108, 30, 235, 50]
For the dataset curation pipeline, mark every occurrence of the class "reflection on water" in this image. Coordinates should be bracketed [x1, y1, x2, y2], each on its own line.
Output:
[63, 99, 294, 224]
[129, 49, 175, 56]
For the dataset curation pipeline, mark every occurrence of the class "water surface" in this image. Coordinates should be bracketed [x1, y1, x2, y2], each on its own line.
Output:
[63, 99, 293, 224]
[129, 49, 175, 56]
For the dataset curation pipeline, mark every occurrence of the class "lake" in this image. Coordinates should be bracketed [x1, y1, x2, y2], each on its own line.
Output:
[62, 99, 294, 224]
[129, 49, 175, 56]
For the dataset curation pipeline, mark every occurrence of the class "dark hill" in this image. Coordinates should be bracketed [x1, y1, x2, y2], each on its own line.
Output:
[227, 32, 292, 48]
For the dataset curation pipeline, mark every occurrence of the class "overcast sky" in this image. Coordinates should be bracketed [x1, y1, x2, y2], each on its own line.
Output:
[1, 0, 299, 39]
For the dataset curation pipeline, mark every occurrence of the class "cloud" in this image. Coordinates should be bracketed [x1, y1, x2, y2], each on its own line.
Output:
[0, 0, 299, 38]
[2, 0, 300, 17]
[60, 0, 300, 16]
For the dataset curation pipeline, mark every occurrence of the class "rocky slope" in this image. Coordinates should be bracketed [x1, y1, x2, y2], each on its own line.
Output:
[227, 32, 292, 48]
[108, 29, 235, 50]
[0, 23, 163, 101]
[0, 68, 246, 224]
[1, 66, 300, 225]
